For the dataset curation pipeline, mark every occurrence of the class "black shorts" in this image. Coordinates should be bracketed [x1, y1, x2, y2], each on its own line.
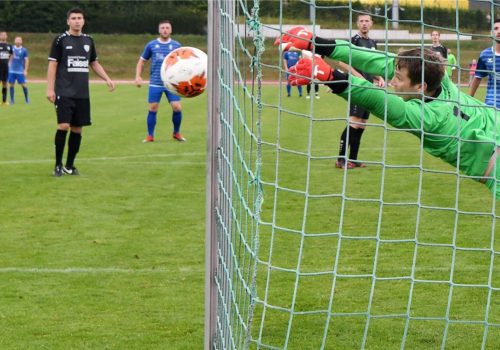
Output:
[349, 104, 370, 120]
[0, 64, 8, 83]
[55, 96, 91, 126]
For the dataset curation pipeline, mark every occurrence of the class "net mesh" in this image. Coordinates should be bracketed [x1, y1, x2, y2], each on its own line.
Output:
[210, 1, 500, 349]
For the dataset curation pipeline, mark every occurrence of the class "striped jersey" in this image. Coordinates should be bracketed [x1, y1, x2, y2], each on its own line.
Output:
[140, 38, 181, 86]
[475, 47, 500, 109]
[9, 46, 28, 73]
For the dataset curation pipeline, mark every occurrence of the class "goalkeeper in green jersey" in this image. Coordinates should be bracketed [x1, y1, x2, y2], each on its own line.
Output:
[275, 27, 500, 198]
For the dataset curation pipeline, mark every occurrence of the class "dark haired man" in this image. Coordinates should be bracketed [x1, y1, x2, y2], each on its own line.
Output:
[0, 31, 12, 105]
[336, 13, 385, 169]
[430, 30, 447, 59]
[47, 7, 115, 176]
[277, 27, 500, 199]
[135, 20, 184, 143]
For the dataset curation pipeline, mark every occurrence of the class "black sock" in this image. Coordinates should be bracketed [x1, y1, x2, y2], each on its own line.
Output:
[349, 128, 365, 161]
[307, 84, 311, 94]
[55, 129, 68, 166]
[314, 84, 319, 93]
[2, 87, 6, 103]
[338, 126, 348, 158]
[66, 131, 82, 168]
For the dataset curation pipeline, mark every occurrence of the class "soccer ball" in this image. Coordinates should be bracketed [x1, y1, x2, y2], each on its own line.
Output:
[161, 47, 208, 98]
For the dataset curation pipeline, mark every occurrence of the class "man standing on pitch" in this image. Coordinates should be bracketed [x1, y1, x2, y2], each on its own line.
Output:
[336, 14, 385, 169]
[135, 20, 185, 143]
[469, 19, 500, 109]
[0, 31, 12, 105]
[47, 7, 115, 177]
[8, 36, 30, 104]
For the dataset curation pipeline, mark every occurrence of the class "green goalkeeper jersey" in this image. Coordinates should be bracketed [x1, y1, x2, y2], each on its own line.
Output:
[329, 40, 499, 197]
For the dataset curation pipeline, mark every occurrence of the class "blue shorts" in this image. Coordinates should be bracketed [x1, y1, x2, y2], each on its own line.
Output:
[8, 72, 26, 84]
[148, 85, 181, 104]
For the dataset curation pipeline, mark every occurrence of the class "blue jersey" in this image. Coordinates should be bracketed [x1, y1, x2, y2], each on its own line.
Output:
[140, 38, 181, 86]
[9, 46, 28, 74]
[475, 47, 500, 109]
[284, 51, 300, 68]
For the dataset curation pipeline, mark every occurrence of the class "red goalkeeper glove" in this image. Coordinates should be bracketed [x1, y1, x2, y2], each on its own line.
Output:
[273, 26, 313, 51]
[288, 55, 333, 86]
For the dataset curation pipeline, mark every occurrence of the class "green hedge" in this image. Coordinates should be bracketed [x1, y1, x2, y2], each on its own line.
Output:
[0, 0, 494, 34]
[0, 0, 207, 34]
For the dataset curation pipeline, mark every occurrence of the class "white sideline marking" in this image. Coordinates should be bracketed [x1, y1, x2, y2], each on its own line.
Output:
[0, 267, 169, 274]
[0, 152, 205, 165]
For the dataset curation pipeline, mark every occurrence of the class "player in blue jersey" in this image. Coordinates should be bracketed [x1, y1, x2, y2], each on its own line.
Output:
[469, 19, 500, 109]
[0, 31, 12, 105]
[135, 20, 184, 143]
[283, 51, 302, 97]
[8, 36, 29, 104]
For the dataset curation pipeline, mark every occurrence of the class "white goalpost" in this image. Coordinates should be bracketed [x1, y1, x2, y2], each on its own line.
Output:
[207, 1, 500, 349]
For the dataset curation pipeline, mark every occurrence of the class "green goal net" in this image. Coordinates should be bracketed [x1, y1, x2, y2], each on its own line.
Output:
[206, 1, 500, 349]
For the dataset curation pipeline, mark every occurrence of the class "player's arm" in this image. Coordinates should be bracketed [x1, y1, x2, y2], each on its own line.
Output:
[274, 27, 396, 79]
[469, 77, 482, 97]
[135, 58, 146, 87]
[24, 56, 29, 77]
[46, 60, 57, 103]
[90, 60, 115, 92]
[288, 55, 425, 132]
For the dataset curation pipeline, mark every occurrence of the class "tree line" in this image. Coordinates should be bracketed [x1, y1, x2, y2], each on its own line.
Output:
[0, 0, 493, 35]
[0, 0, 208, 34]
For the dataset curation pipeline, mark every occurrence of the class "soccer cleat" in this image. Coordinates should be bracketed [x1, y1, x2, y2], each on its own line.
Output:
[173, 133, 186, 142]
[335, 160, 355, 170]
[63, 166, 80, 175]
[142, 135, 154, 143]
[306, 95, 310, 99]
[315, 94, 320, 99]
[349, 161, 366, 168]
[53, 165, 64, 177]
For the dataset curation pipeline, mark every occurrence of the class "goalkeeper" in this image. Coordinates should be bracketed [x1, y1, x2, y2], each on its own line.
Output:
[276, 27, 500, 198]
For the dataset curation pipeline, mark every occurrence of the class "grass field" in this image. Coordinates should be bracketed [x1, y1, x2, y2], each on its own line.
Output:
[0, 83, 207, 349]
[1, 80, 499, 349]
[213, 82, 500, 349]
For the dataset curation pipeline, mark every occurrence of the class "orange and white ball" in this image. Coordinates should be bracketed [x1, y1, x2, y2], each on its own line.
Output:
[161, 47, 208, 98]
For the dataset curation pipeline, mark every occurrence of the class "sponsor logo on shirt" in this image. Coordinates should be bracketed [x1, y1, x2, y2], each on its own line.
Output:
[67, 56, 89, 72]
[66, 46, 73, 49]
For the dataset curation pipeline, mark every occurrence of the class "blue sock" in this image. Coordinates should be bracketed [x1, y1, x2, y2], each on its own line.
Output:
[147, 111, 157, 136]
[9, 86, 14, 103]
[22, 86, 29, 103]
[286, 84, 291, 96]
[298, 85, 302, 96]
[172, 111, 182, 134]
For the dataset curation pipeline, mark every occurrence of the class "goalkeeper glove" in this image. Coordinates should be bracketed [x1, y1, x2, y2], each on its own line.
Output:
[288, 55, 333, 86]
[273, 26, 313, 51]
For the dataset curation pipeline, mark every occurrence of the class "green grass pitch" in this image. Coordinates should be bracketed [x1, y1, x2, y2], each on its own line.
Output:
[1, 82, 499, 349]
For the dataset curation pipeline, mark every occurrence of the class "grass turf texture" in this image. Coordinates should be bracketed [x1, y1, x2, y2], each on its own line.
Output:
[0, 83, 206, 349]
[1, 82, 499, 349]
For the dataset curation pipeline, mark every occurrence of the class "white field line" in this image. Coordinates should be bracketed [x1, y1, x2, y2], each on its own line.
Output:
[0, 152, 205, 165]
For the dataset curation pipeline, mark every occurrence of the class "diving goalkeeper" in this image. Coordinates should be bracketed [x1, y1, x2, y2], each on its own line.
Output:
[275, 27, 500, 198]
